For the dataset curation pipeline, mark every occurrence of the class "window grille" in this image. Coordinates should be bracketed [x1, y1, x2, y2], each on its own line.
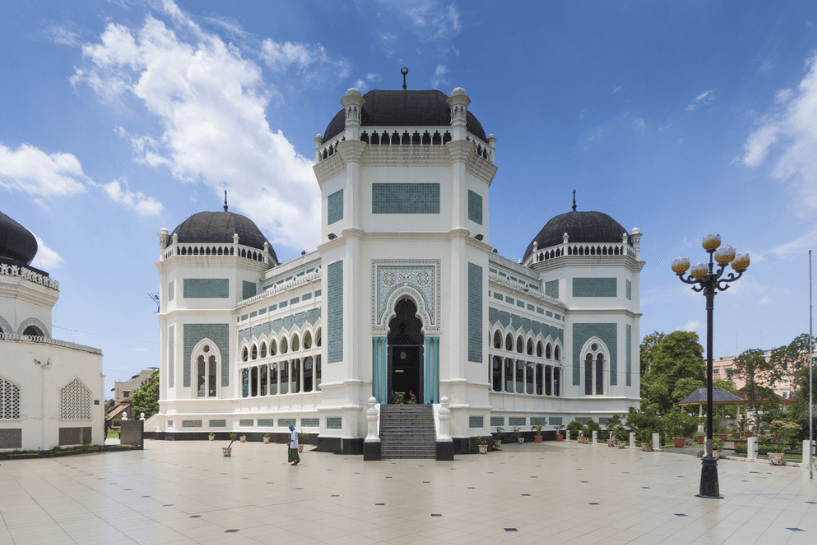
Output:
[61, 378, 91, 420]
[0, 377, 20, 419]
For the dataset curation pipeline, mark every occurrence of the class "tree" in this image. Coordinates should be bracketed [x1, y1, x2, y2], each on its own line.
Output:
[640, 331, 705, 415]
[640, 331, 665, 377]
[729, 348, 775, 411]
[131, 370, 159, 419]
[769, 334, 815, 397]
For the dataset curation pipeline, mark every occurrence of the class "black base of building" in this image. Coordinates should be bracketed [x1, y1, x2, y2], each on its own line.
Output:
[436, 441, 454, 460]
[317, 436, 363, 455]
[144, 431, 311, 445]
[363, 441, 382, 460]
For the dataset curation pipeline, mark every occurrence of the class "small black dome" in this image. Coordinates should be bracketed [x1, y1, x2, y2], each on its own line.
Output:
[523, 211, 630, 261]
[323, 89, 487, 143]
[172, 211, 276, 262]
[0, 210, 38, 266]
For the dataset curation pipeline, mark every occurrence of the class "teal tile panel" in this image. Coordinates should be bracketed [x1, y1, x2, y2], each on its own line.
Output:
[259, 307, 267, 315]
[572, 278, 617, 297]
[184, 279, 229, 298]
[258, 419, 274, 427]
[314, 289, 321, 297]
[527, 304, 534, 311]
[488, 307, 564, 344]
[168, 325, 175, 388]
[546, 311, 553, 317]
[469, 416, 484, 428]
[577, 417, 589, 425]
[467, 190, 483, 225]
[516, 300, 524, 308]
[372, 183, 440, 214]
[549, 417, 563, 426]
[209, 420, 226, 427]
[326, 417, 342, 429]
[239, 419, 254, 427]
[250, 311, 257, 318]
[505, 296, 514, 304]
[278, 418, 295, 427]
[302, 292, 312, 301]
[572, 323, 617, 386]
[626, 324, 632, 387]
[493, 292, 503, 301]
[183, 323, 230, 387]
[545, 280, 559, 299]
[243, 281, 257, 300]
[490, 417, 504, 427]
[626, 279, 632, 300]
[168, 280, 174, 302]
[290, 297, 300, 305]
[327, 260, 343, 363]
[467, 263, 483, 363]
[182, 420, 202, 428]
[301, 418, 319, 428]
[328, 189, 343, 224]
[599, 417, 608, 425]
[536, 307, 544, 315]
[509, 417, 526, 426]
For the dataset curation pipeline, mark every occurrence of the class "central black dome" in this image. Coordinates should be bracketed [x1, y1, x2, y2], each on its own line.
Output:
[0, 210, 38, 267]
[322, 89, 487, 143]
[172, 211, 276, 262]
[523, 211, 630, 262]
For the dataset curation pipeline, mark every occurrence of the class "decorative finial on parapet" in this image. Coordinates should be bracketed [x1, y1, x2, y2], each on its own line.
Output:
[224, 190, 228, 212]
[401, 67, 408, 90]
[572, 189, 576, 212]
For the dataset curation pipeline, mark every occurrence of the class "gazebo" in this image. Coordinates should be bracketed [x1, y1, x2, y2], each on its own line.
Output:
[678, 387, 745, 418]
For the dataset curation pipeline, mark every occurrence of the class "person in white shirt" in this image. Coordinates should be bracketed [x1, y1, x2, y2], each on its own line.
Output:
[288, 424, 300, 465]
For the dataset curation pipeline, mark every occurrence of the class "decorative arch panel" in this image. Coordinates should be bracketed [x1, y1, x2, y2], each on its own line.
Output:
[372, 260, 441, 333]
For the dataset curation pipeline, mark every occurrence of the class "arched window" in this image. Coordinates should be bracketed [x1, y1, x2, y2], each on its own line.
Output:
[315, 355, 322, 391]
[584, 354, 593, 395]
[527, 339, 533, 356]
[546, 343, 552, 359]
[492, 356, 502, 392]
[303, 331, 312, 349]
[292, 359, 300, 393]
[251, 366, 258, 396]
[516, 360, 524, 393]
[516, 336, 524, 353]
[535, 364, 543, 395]
[280, 337, 288, 354]
[596, 354, 605, 395]
[303, 357, 313, 392]
[242, 347, 249, 362]
[504, 358, 513, 392]
[505, 333, 513, 351]
[280, 360, 289, 394]
[196, 344, 218, 398]
[316, 329, 322, 347]
[251, 344, 258, 360]
[537, 341, 543, 358]
[291, 334, 300, 352]
[260, 342, 267, 358]
[23, 325, 44, 337]
[545, 365, 552, 396]
[493, 331, 502, 349]
[554, 346, 560, 361]
[526, 363, 534, 394]
[583, 342, 606, 395]
[270, 339, 277, 356]
[260, 365, 267, 396]
[270, 363, 278, 395]
[553, 367, 561, 396]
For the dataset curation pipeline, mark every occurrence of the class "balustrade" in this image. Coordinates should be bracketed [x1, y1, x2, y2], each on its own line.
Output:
[0, 263, 59, 290]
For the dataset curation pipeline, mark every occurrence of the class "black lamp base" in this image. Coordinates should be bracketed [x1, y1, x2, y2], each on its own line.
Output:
[697, 456, 723, 498]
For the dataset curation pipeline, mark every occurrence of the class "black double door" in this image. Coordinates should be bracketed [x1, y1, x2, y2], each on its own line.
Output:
[387, 345, 423, 404]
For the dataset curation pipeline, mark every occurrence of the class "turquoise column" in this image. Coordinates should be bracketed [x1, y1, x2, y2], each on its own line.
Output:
[424, 338, 431, 404]
[372, 338, 378, 402]
[432, 337, 439, 403]
[379, 337, 387, 405]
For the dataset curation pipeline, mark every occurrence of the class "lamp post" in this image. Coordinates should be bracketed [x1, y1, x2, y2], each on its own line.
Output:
[672, 233, 750, 499]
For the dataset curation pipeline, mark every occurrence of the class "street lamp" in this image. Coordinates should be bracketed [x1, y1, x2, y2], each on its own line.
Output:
[672, 233, 750, 499]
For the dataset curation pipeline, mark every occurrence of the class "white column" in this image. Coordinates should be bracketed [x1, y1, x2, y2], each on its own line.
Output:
[629, 432, 636, 449]
[592, 430, 598, 444]
[803, 440, 812, 466]
[652, 432, 660, 451]
[747, 437, 757, 461]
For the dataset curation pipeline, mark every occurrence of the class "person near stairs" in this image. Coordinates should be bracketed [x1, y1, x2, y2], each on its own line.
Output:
[288, 424, 300, 465]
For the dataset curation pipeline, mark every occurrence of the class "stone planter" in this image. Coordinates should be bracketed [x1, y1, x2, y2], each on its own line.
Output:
[517, 437, 524, 444]
[534, 436, 542, 443]
[641, 443, 653, 452]
[222, 447, 232, 457]
[768, 452, 786, 466]
[733, 432, 741, 439]
[673, 438, 685, 448]
[263, 437, 270, 444]
[617, 441, 627, 449]
[208, 435, 214, 441]
[745, 431, 752, 437]
[556, 435, 564, 442]
[240, 435, 247, 443]
[698, 436, 704, 443]
[493, 440, 502, 449]
[478, 444, 488, 454]
[607, 440, 615, 448]
[718, 434, 728, 441]
[298, 444, 304, 453]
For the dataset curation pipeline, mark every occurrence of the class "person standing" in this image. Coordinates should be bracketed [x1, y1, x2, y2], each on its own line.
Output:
[288, 424, 300, 465]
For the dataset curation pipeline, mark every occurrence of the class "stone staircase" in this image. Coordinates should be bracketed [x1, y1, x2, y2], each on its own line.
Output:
[380, 404, 436, 459]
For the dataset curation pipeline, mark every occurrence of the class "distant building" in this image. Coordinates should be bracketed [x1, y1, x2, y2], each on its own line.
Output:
[113, 369, 156, 404]
[713, 348, 816, 400]
[0, 211, 104, 452]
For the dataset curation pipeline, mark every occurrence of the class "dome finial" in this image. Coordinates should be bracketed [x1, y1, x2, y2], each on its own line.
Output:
[224, 190, 228, 212]
[572, 189, 577, 212]
[401, 67, 408, 90]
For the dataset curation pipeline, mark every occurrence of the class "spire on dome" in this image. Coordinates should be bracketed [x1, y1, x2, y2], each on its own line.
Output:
[572, 189, 577, 212]
[224, 190, 228, 212]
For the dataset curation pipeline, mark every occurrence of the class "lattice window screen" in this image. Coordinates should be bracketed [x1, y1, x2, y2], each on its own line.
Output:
[0, 377, 20, 419]
[60, 378, 91, 420]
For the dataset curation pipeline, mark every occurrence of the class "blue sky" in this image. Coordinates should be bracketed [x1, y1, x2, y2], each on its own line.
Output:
[2, 1, 816, 397]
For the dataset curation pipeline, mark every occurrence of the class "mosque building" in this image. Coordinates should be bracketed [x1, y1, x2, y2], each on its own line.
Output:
[0, 211, 104, 452]
[151, 82, 644, 457]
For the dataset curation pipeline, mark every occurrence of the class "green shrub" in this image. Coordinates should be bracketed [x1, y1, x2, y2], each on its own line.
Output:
[614, 426, 629, 442]
[566, 419, 586, 436]
[585, 419, 601, 432]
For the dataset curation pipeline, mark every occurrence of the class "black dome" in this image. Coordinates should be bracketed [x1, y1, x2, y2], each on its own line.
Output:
[172, 211, 276, 261]
[0, 210, 38, 266]
[523, 211, 631, 261]
[322, 89, 487, 143]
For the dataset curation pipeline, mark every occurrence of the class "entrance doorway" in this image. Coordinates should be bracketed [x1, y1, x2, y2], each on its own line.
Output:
[387, 298, 424, 404]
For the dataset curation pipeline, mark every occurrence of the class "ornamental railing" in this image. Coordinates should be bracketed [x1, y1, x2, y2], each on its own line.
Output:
[160, 240, 272, 265]
[528, 241, 636, 266]
[0, 263, 59, 291]
[0, 333, 102, 355]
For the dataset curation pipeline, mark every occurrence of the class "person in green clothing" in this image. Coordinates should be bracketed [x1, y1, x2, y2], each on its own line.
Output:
[288, 424, 300, 465]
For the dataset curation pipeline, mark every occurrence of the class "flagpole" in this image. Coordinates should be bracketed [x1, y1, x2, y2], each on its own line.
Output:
[809, 250, 813, 480]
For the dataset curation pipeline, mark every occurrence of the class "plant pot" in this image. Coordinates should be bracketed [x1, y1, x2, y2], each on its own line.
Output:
[517, 437, 524, 444]
[744, 431, 752, 438]
[240, 435, 246, 443]
[642, 444, 653, 452]
[209, 435, 214, 441]
[263, 437, 270, 444]
[222, 447, 232, 457]
[493, 440, 502, 449]
[607, 440, 615, 448]
[733, 433, 741, 439]
[618, 441, 626, 449]
[478, 444, 488, 454]
[718, 434, 727, 441]
[556, 435, 564, 442]
[674, 438, 685, 448]
[534, 436, 543, 443]
[298, 444, 304, 453]
[768, 452, 786, 466]
[698, 436, 704, 443]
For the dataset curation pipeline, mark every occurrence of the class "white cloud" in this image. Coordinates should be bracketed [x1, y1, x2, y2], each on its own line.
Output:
[771, 223, 817, 259]
[45, 24, 80, 46]
[742, 53, 817, 220]
[759, 296, 773, 304]
[680, 320, 701, 332]
[613, 86, 622, 94]
[632, 118, 646, 131]
[261, 39, 350, 83]
[71, 1, 321, 249]
[0, 143, 86, 197]
[381, 0, 461, 41]
[686, 89, 715, 111]
[100, 178, 163, 216]
[431, 64, 448, 89]
[32, 235, 64, 270]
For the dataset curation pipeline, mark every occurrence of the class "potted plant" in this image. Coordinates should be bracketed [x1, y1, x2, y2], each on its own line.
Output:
[223, 433, 237, 457]
[298, 430, 309, 453]
[492, 427, 504, 449]
[394, 392, 405, 404]
[263, 433, 270, 444]
[477, 436, 488, 454]
[240, 434, 247, 443]
[208, 432, 215, 441]
[512, 426, 523, 444]
[531, 419, 545, 443]
[605, 415, 622, 446]
[555, 424, 564, 441]
[712, 437, 725, 459]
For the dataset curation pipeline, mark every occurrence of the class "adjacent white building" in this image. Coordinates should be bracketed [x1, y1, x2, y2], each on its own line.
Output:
[152, 85, 644, 455]
[0, 211, 104, 452]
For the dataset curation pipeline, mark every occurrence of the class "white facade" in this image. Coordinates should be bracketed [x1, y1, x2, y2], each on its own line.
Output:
[152, 86, 644, 453]
[1, 247, 105, 452]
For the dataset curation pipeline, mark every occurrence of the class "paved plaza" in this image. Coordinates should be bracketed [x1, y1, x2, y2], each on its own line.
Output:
[0, 441, 815, 545]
